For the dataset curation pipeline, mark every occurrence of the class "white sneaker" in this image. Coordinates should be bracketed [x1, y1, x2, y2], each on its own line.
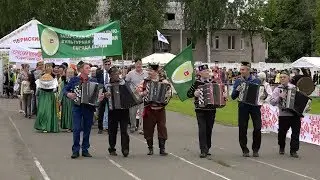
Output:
[19, 110, 24, 113]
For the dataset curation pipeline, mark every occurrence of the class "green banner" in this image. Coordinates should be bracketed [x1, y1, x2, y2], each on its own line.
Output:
[37, 21, 123, 58]
[164, 45, 195, 101]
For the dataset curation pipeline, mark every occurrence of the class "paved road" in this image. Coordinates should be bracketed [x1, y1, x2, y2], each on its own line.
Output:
[0, 98, 319, 180]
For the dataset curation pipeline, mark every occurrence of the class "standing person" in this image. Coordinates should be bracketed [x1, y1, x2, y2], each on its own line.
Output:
[125, 58, 148, 133]
[187, 64, 219, 158]
[60, 68, 75, 132]
[31, 61, 44, 115]
[137, 63, 171, 156]
[63, 61, 103, 159]
[231, 62, 262, 157]
[105, 66, 130, 157]
[34, 63, 59, 133]
[270, 70, 309, 158]
[257, 72, 273, 134]
[16, 64, 30, 113]
[21, 74, 34, 118]
[96, 58, 112, 134]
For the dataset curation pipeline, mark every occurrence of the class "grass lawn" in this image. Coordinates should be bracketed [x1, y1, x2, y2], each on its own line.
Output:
[167, 96, 320, 127]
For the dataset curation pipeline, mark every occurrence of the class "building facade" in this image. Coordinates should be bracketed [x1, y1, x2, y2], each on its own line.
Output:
[97, 1, 268, 63]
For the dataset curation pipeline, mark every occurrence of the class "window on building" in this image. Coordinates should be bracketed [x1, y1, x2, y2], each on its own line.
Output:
[187, 38, 196, 50]
[215, 36, 220, 49]
[228, 36, 235, 50]
[165, 13, 175, 21]
[153, 36, 171, 53]
[240, 38, 244, 50]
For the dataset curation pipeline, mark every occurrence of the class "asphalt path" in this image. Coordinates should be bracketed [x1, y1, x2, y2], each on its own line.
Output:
[0, 98, 319, 180]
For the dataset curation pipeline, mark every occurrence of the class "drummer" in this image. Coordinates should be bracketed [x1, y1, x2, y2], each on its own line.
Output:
[231, 62, 262, 157]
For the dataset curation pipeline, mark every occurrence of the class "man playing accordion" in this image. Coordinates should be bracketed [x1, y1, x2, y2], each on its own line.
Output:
[63, 61, 104, 159]
[137, 63, 171, 156]
[270, 70, 310, 158]
[187, 64, 218, 158]
[231, 62, 262, 157]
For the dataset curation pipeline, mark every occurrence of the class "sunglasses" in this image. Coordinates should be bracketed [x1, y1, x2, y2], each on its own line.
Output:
[104, 63, 111, 66]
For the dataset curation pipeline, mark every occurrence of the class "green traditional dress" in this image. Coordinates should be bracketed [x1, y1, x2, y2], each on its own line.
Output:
[60, 80, 74, 130]
[34, 76, 59, 133]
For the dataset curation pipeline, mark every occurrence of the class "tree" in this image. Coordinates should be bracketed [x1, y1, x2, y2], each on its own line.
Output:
[108, 0, 168, 58]
[0, 0, 99, 38]
[180, 0, 228, 63]
[316, 0, 320, 55]
[236, 0, 266, 63]
[263, 0, 316, 62]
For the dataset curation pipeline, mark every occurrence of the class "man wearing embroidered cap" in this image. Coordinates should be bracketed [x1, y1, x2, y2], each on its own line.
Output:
[270, 70, 309, 158]
[187, 64, 219, 158]
[231, 61, 262, 157]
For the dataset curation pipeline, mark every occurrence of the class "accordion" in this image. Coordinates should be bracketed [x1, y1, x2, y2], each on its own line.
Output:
[198, 83, 227, 109]
[281, 88, 311, 117]
[74, 82, 103, 106]
[144, 81, 172, 106]
[107, 82, 142, 110]
[238, 82, 265, 106]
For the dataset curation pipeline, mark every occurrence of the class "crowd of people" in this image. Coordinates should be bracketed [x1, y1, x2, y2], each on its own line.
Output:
[1, 59, 313, 159]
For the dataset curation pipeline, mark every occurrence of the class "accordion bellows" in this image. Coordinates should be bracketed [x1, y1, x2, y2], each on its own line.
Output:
[281, 88, 312, 117]
[107, 82, 142, 110]
[198, 83, 226, 109]
[144, 81, 171, 106]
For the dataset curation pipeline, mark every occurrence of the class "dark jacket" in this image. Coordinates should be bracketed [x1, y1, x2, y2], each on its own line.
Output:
[187, 78, 217, 110]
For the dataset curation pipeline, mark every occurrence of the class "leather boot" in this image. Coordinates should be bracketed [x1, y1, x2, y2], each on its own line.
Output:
[147, 139, 153, 155]
[159, 138, 168, 156]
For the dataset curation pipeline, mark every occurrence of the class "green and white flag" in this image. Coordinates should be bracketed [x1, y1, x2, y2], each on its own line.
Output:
[37, 21, 123, 58]
[164, 45, 195, 101]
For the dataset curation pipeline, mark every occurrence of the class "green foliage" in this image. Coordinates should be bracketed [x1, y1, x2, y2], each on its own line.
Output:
[0, 0, 99, 37]
[180, 0, 228, 40]
[316, 0, 320, 55]
[236, 0, 266, 62]
[264, 0, 316, 62]
[108, 0, 168, 57]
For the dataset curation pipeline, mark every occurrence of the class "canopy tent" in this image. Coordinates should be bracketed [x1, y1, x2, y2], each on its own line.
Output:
[142, 53, 175, 66]
[0, 19, 41, 49]
[291, 57, 320, 69]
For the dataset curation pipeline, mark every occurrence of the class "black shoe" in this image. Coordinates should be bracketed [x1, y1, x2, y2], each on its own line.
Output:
[147, 148, 154, 155]
[147, 139, 153, 155]
[109, 151, 117, 156]
[71, 152, 80, 159]
[243, 152, 250, 157]
[159, 138, 168, 156]
[82, 152, 92, 157]
[290, 151, 299, 158]
[279, 148, 285, 155]
[122, 149, 129, 157]
[98, 130, 103, 134]
[252, 152, 259, 157]
[200, 153, 207, 158]
[207, 152, 212, 156]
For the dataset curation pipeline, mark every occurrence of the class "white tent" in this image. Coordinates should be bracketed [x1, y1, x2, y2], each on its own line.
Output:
[142, 53, 175, 65]
[0, 19, 42, 95]
[0, 19, 41, 49]
[291, 57, 320, 69]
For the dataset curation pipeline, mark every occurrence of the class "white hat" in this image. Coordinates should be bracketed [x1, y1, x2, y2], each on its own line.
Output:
[258, 72, 266, 80]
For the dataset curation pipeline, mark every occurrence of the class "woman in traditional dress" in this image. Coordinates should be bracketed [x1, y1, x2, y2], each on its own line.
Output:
[60, 68, 75, 132]
[34, 63, 59, 133]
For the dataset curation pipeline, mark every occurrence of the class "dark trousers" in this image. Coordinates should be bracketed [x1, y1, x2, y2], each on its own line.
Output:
[72, 105, 94, 154]
[195, 109, 216, 153]
[22, 93, 32, 116]
[108, 109, 130, 153]
[278, 116, 301, 152]
[143, 107, 167, 140]
[238, 104, 261, 153]
[32, 94, 37, 115]
[98, 98, 107, 130]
